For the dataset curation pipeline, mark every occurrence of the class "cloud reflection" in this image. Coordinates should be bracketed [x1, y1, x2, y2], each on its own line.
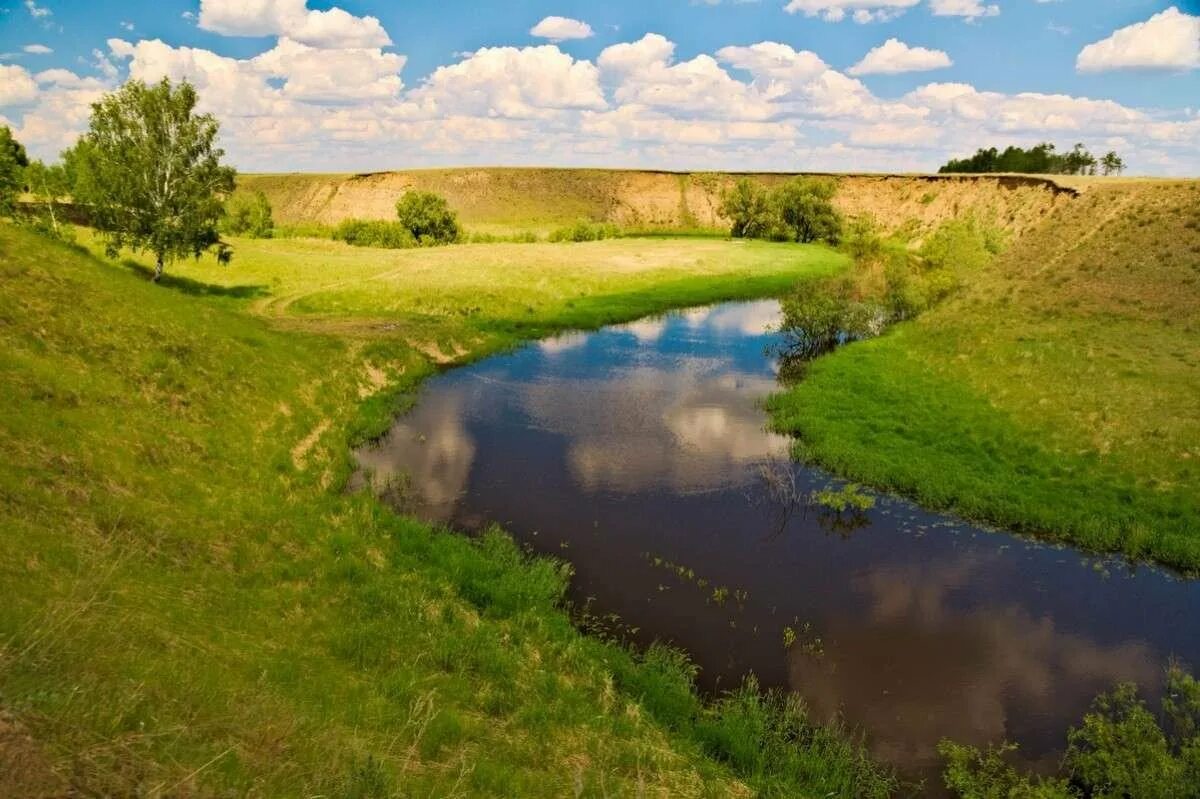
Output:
[353, 395, 476, 521]
[520, 361, 790, 492]
[788, 554, 1159, 774]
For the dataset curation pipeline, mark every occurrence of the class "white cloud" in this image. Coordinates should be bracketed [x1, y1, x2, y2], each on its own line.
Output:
[848, 38, 952, 75]
[198, 0, 391, 49]
[24, 1, 51, 20]
[1077, 7, 1200, 73]
[600, 35, 771, 120]
[23, 44, 53, 55]
[928, 0, 999, 21]
[530, 16, 594, 42]
[783, 0, 919, 23]
[252, 38, 406, 103]
[120, 21, 134, 31]
[2, 17, 1197, 175]
[0, 64, 39, 106]
[411, 45, 606, 118]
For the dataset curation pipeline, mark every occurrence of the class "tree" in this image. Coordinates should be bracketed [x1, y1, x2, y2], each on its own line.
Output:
[719, 178, 773, 238]
[1100, 151, 1126, 177]
[772, 177, 842, 244]
[22, 159, 71, 235]
[71, 78, 236, 281]
[0, 126, 29, 216]
[222, 190, 274, 238]
[1062, 143, 1097, 176]
[395, 190, 460, 244]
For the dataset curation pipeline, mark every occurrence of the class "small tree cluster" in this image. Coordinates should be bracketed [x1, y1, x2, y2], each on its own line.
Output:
[719, 177, 842, 245]
[395, 190, 460, 244]
[222, 191, 275, 238]
[939, 142, 1125, 176]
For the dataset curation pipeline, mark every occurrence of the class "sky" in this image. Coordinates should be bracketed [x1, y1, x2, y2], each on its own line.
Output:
[1, 0, 1198, 174]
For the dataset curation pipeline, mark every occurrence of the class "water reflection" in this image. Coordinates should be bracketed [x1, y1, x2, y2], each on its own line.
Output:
[354, 299, 1200, 786]
[791, 553, 1160, 774]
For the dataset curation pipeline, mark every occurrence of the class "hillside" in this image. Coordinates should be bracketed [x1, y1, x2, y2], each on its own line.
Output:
[0, 227, 895, 797]
[768, 179, 1200, 568]
[239, 168, 1075, 237]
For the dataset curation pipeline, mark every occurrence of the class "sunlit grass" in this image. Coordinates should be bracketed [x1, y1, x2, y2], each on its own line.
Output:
[768, 181, 1200, 570]
[1, 225, 886, 796]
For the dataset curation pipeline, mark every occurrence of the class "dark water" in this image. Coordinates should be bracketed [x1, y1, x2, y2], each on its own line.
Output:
[355, 300, 1200, 785]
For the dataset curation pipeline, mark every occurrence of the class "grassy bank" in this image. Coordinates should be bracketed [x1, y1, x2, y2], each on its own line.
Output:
[1, 226, 896, 796]
[768, 181, 1200, 570]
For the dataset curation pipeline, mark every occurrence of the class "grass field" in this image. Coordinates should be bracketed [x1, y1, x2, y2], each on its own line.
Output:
[1, 226, 894, 797]
[768, 180, 1200, 570]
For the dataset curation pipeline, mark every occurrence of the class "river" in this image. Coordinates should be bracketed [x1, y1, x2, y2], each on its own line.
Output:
[354, 299, 1200, 786]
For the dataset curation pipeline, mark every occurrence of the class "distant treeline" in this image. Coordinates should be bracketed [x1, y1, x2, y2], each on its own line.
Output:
[938, 143, 1124, 176]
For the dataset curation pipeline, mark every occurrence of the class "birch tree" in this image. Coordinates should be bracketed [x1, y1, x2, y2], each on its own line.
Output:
[72, 78, 236, 281]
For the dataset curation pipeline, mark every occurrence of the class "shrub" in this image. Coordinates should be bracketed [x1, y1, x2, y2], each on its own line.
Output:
[395, 190, 460, 244]
[548, 220, 621, 242]
[842, 215, 884, 263]
[940, 664, 1200, 799]
[333, 218, 417, 249]
[771, 177, 843, 244]
[222, 190, 274, 238]
[779, 276, 879, 361]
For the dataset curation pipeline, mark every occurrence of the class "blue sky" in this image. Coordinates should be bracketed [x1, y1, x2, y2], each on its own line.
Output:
[2, 0, 1198, 173]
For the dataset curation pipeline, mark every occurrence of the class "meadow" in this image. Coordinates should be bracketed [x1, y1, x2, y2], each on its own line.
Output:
[1, 225, 893, 797]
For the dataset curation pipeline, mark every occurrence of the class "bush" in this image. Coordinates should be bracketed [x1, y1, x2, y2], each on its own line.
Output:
[842, 215, 884, 263]
[779, 277, 879, 361]
[939, 664, 1200, 799]
[547, 220, 621, 242]
[222, 190, 274, 238]
[395, 190, 460, 244]
[333, 218, 417, 249]
[772, 177, 843, 245]
[719, 178, 774, 239]
[274, 221, 335, 239]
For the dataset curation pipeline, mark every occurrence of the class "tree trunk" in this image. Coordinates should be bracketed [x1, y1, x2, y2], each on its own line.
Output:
[153, 255, 164, 282]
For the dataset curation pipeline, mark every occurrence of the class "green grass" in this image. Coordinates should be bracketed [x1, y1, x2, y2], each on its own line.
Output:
[768, 181, 1200, 571]
[1, 225, 892, 796]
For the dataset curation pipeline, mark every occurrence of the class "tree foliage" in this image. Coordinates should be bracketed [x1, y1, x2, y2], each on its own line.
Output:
[939, 142, 1117, 176]
[222, 190, 275, 238]
[719, 178, 773, 239]
[940, 664, 1200, 798]
[70, 78, 236, 280]
[0, 125, 29, 216]
[395, 190, 460, 244]
[20, 159, 72, 238]
[772, 177, 843, 244]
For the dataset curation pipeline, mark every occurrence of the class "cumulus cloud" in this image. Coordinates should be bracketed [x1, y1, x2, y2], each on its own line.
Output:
[2, 9, 1198, 176]
[412, 45, 605, 118]
[530, 16, 594, 41]
[848, 38, 952, 75]
[783, 0, 920, 23]
[198, 0, 391, 49]
[1077, 7, 1200, 73]
[0, 64, 40, 107]
[23, 44, 53, 55]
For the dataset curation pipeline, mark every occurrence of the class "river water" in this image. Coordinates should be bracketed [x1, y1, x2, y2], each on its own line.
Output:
[354, 299, 1200, 785]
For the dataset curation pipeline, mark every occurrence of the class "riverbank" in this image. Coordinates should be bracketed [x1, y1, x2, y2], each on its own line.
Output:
[768, 180, 1200, 571]
[1, 226, 895, 796]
